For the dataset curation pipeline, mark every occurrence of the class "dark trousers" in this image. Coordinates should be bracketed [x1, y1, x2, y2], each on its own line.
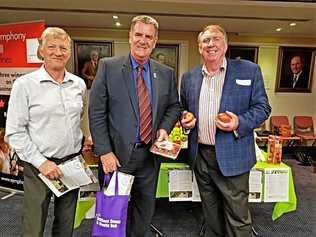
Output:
[23, 162, 78, 237]
[98, 145, 160, 237]
[195, 144, 252, 237]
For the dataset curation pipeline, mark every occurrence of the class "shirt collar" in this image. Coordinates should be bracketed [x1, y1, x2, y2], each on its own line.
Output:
[130, 54, 149, 72]
[38, 65, 73, 83]
[202, 57, 227, 77]
[295, 71, 302, 78]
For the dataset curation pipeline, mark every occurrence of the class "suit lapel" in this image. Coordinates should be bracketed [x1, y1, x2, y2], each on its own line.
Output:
[219, 59, 235, 112]
[122, 57, 138, 119]
[150, 59, 159, 129]
[192, 66, 204, 120]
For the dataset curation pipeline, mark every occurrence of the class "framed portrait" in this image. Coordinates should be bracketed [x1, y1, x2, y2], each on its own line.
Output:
[226, 46, 258, 63]
[151, 43, 179, 83]
[74, 40, 113, 88]
[275, 46, 315, 93]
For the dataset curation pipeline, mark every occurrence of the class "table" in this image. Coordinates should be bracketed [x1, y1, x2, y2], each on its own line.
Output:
[74, 161, 297, 228]
[256, 135, 301, 147]
[156, 162, 297, 220]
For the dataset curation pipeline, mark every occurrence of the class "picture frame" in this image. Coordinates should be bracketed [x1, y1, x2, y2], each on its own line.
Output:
[74, 40, 113, 88]
[151, 43, 179, 84]
[226, 46, 258, 63]
[275, 46, 315, 93]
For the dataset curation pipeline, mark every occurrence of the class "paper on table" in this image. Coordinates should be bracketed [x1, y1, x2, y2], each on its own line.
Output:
[104, 171, 134, 196]
[192, 171, 201, 202]
[168, 169, 193, 201]
[264, 167, 289, 202]
[249, 169, 263, 202]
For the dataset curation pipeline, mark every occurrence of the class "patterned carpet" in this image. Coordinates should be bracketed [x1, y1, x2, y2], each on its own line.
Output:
[0, 157, 315, 237]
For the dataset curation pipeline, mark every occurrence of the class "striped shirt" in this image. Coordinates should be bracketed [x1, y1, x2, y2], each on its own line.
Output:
[198, 58, 227, 145]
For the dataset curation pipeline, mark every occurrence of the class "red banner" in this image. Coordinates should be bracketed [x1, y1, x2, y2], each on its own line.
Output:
[0, 20, 45, 192]
[0, 20, 45, 68]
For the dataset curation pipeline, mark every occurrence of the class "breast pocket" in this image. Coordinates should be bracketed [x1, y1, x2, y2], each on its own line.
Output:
[227, 85, 252, 113]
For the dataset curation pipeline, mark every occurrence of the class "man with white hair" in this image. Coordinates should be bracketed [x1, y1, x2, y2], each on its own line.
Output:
[5, 27, 87, 237]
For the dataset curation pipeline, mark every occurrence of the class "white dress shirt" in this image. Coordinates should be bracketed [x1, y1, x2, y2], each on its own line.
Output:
[5, 66, 87, 168]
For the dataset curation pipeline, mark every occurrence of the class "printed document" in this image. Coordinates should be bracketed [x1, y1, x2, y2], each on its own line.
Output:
[39, 156, 97, 197]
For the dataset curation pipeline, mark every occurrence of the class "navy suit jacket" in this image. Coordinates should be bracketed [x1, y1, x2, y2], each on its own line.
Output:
[180, 59, 271, 176]
[89, 56, 181, 166]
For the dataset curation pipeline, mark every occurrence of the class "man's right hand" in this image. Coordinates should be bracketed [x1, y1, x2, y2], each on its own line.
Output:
[38, 160, 63, 180]
[100, 152, 121, 174]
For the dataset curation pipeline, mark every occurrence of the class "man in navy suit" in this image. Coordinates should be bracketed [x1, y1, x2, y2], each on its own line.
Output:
[89, 15, 180, 237]
[180, 25, 271, 237]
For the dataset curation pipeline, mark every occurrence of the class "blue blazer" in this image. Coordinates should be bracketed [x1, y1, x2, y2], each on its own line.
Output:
[180, 59, 271, 176]
[89, 56, 181, 166]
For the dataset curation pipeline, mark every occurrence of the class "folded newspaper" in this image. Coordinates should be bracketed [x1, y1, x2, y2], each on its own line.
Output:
[39, 156, 97, 197]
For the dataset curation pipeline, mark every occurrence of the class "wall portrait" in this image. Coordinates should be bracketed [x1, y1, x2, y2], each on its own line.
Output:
[74, 40, 113, 89]
[275, 46, 315, 93]
[226, 46, 258, 63]
[151, 43, 179, 84]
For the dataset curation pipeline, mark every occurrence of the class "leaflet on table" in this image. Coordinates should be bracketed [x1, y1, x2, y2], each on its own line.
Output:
[104, 171, 134, 196]
[192, 171, 201, 202]
[38, 156, 97, 197]
[168, 168, 193, 201]
[150, 140, 181, 159]
[79, 166, 99, 200]
[263, 167, 289, 202]
[248, 169, 263, 202]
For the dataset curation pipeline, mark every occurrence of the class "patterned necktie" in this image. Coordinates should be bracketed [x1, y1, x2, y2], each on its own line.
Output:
[137, 66, 152, 144]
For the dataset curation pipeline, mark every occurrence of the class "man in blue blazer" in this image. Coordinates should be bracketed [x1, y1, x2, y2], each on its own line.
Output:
[180, 25, 271, 237]
[89, 15, 180, 237]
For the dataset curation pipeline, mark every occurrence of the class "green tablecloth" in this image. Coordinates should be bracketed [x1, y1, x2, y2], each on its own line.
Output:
[74, 161, 297, 228]
[254, 161, 297, 220]
[155, 161, 297, 220]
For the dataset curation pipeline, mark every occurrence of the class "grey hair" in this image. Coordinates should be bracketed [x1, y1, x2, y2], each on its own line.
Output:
[130, 15, 159, 37]
[197, 25, 228, 44]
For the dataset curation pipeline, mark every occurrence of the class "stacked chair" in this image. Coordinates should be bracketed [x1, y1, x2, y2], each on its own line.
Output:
[270, 116, 291, 135]
[293, 116, 316, 168]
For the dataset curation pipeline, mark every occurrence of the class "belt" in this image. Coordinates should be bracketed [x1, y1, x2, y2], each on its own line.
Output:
[134, 142, 151, 149]
[46, 151, 81, 165]
[198, 143, 215, 150]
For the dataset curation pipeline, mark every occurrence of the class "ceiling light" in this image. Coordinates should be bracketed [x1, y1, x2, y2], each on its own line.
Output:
[115, 22, 121, 27]
[289, 22, 296, 26]
[113, 15, 119, 20]
[276, 28, 282, 32]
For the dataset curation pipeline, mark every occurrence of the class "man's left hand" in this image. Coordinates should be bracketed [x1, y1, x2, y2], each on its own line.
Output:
[215, 111, 239, 132]
[156, 129, 168, 142]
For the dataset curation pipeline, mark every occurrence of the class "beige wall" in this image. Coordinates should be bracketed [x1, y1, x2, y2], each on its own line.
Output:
[66, 27, 316, 131]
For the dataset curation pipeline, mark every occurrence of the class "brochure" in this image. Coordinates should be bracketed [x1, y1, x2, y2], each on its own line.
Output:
[263, 167, 289, 202]
[248, 169, 263, 203]
[104, 171, 134, 196]
[150, 140, 181, 159]
[39, 155, 97, 197]
[168, 168, 193, 201]
[192, 171, 201, 202]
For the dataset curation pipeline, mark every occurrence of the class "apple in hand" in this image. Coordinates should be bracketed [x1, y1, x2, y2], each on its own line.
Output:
[183, 112, 194, 122]
[216, 112, 232, 123]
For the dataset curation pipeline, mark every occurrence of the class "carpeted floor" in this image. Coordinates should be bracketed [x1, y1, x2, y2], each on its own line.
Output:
[0, 157, 315, 237]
